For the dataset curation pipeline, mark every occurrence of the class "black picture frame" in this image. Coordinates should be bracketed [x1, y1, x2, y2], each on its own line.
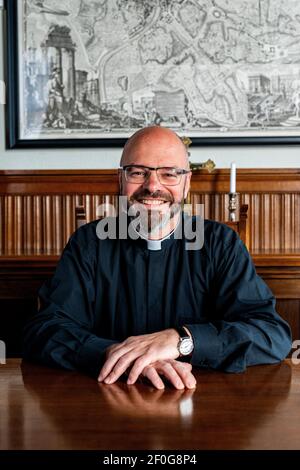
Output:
[5, 0, 300, 149]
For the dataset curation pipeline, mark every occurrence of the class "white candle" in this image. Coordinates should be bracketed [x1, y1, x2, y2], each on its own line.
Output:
[230, 162, 236, 193]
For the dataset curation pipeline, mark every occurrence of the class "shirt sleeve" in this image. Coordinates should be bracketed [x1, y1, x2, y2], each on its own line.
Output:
[186, 232, 292, 373]
[23, 227, 117, 378]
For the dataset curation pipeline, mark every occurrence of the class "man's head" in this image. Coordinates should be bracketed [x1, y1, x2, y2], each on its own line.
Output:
[119, 126, 191, 238]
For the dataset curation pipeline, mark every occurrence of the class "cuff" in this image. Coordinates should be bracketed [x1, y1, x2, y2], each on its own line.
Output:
[76, 335, 118, 378]
[185, 323, 221, 368]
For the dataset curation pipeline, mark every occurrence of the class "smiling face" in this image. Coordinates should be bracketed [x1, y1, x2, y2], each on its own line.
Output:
[119, 126, 191, 239]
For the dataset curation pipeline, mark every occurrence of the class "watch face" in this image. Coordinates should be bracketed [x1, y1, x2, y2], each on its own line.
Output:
[179, 338, 194, 356]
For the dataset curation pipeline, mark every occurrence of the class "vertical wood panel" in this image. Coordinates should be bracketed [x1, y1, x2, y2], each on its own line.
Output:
[33, 196, 42, 253]
[54, 195, 63, 253]
[269, 194, 275, 251]
[206, 195, 210, 219]
[14, 196, 22, 255]
[64, 195, 74, 246]
[0, 196, 3, 254]
[0, 189, 299, 255]
[250, 194, 257, 251]
[291, 194, 295, 249]
[261, 194, 269, 250]
[44, 195, 52, 253]
[6, 196, 14, 253]
[85, 195, 92, 223]
[25, 196, 33, 252]
[295, 194, 300, 250]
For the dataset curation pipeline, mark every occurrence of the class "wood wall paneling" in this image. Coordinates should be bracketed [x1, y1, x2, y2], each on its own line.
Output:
[0, 169, 299, 253]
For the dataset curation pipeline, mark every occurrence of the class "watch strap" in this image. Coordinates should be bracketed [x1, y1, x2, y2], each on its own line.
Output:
[174, 326, 190, 340]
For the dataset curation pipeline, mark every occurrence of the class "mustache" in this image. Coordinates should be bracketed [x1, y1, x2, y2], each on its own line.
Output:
[129, 189, 174, 204]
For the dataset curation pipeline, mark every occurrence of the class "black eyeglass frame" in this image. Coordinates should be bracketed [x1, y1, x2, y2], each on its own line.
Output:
[120, 165, 191, 186]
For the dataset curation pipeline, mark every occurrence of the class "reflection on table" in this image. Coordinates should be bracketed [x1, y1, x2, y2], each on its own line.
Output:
[0, 359, 299, 450]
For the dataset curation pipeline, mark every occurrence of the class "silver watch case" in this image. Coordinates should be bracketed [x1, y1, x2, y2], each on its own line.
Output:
[178, 337, 194, 356]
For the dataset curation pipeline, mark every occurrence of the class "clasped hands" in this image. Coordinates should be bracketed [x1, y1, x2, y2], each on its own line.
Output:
[98, 329, 196, 390]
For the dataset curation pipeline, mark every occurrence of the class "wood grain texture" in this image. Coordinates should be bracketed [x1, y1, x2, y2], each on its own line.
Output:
[0, 169, 299, 254]
[0, 359, 299, 450]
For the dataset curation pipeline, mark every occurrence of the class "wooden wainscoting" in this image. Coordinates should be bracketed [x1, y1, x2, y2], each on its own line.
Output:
[0, 169, 299, 355]
[1, 169, 300, 254]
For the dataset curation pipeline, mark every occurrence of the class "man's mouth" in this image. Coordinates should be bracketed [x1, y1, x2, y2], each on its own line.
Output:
[137, 198, 169, 206]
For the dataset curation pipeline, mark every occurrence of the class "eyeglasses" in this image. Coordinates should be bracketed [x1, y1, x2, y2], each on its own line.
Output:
[121, 165, 190, 186]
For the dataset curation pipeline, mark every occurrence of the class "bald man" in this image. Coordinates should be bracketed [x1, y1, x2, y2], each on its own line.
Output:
[24, 127, 291, 389]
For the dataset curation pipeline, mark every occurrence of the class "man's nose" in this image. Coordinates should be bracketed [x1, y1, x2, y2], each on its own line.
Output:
[142, 170, 163, 193]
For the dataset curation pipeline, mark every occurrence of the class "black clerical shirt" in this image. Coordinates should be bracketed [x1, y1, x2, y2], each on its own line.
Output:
[23, 216, 292, 377]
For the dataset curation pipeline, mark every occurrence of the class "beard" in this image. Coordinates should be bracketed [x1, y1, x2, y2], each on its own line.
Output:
[127, 188, 182, 239]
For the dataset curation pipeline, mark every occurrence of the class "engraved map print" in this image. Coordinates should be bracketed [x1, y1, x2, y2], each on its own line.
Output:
[21, 0, 300, 139]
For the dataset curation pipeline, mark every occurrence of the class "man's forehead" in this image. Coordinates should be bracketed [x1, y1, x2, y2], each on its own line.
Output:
[123, 153, 188, 168]
[128, 135, 183, 151]
[121, 129, 188, 167]
[124, 161, 184, 168]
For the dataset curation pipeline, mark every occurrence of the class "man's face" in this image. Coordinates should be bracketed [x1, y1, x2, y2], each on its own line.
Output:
[119, 129, 191, 237]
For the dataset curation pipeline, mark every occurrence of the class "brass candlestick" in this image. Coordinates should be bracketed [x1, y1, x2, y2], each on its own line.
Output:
[229, 192, 238, 222]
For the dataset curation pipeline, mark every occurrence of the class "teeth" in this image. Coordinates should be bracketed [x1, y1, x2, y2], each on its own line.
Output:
[140, 199, 166, 205]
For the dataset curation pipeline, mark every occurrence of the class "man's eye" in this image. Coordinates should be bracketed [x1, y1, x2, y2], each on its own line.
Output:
[130, 171, 146, 177]
[162, 172, 177, 178]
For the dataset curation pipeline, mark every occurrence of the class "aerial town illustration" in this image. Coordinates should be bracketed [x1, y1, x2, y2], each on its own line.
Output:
[21, 0, 300, 138]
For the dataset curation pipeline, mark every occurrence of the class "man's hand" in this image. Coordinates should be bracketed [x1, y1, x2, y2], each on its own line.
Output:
[98, 329, 180, 385]
[142, 359, 196, 390]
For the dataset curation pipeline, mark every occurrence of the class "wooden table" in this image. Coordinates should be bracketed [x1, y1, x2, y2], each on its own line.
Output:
[0, 359, 300, 450]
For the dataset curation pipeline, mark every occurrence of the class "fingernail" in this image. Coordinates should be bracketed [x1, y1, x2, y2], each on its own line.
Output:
[104, 377, 112, 384]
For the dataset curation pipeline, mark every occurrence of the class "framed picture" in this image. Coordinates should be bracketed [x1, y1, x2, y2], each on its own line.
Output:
[6, 0, 300, 148]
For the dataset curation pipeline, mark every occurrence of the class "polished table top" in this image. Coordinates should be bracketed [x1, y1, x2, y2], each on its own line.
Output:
[0, 359, 300, 450]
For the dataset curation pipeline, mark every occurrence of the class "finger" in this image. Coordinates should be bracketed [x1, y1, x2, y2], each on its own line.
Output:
[102, 350, 143, 384]
[171, 361, 197, 389]
[166, 359, 192, 372]
[156, 362, 185, 390]
[142, 366, 165, 390]
[98, 345, 135, 381]
[127, 354, 153, 385]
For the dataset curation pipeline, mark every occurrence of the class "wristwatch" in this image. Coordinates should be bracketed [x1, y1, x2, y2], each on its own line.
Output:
[175, 326, 194, 357]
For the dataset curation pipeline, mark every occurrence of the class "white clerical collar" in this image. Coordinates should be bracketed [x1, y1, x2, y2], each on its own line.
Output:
[136, 218, 180, 251]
